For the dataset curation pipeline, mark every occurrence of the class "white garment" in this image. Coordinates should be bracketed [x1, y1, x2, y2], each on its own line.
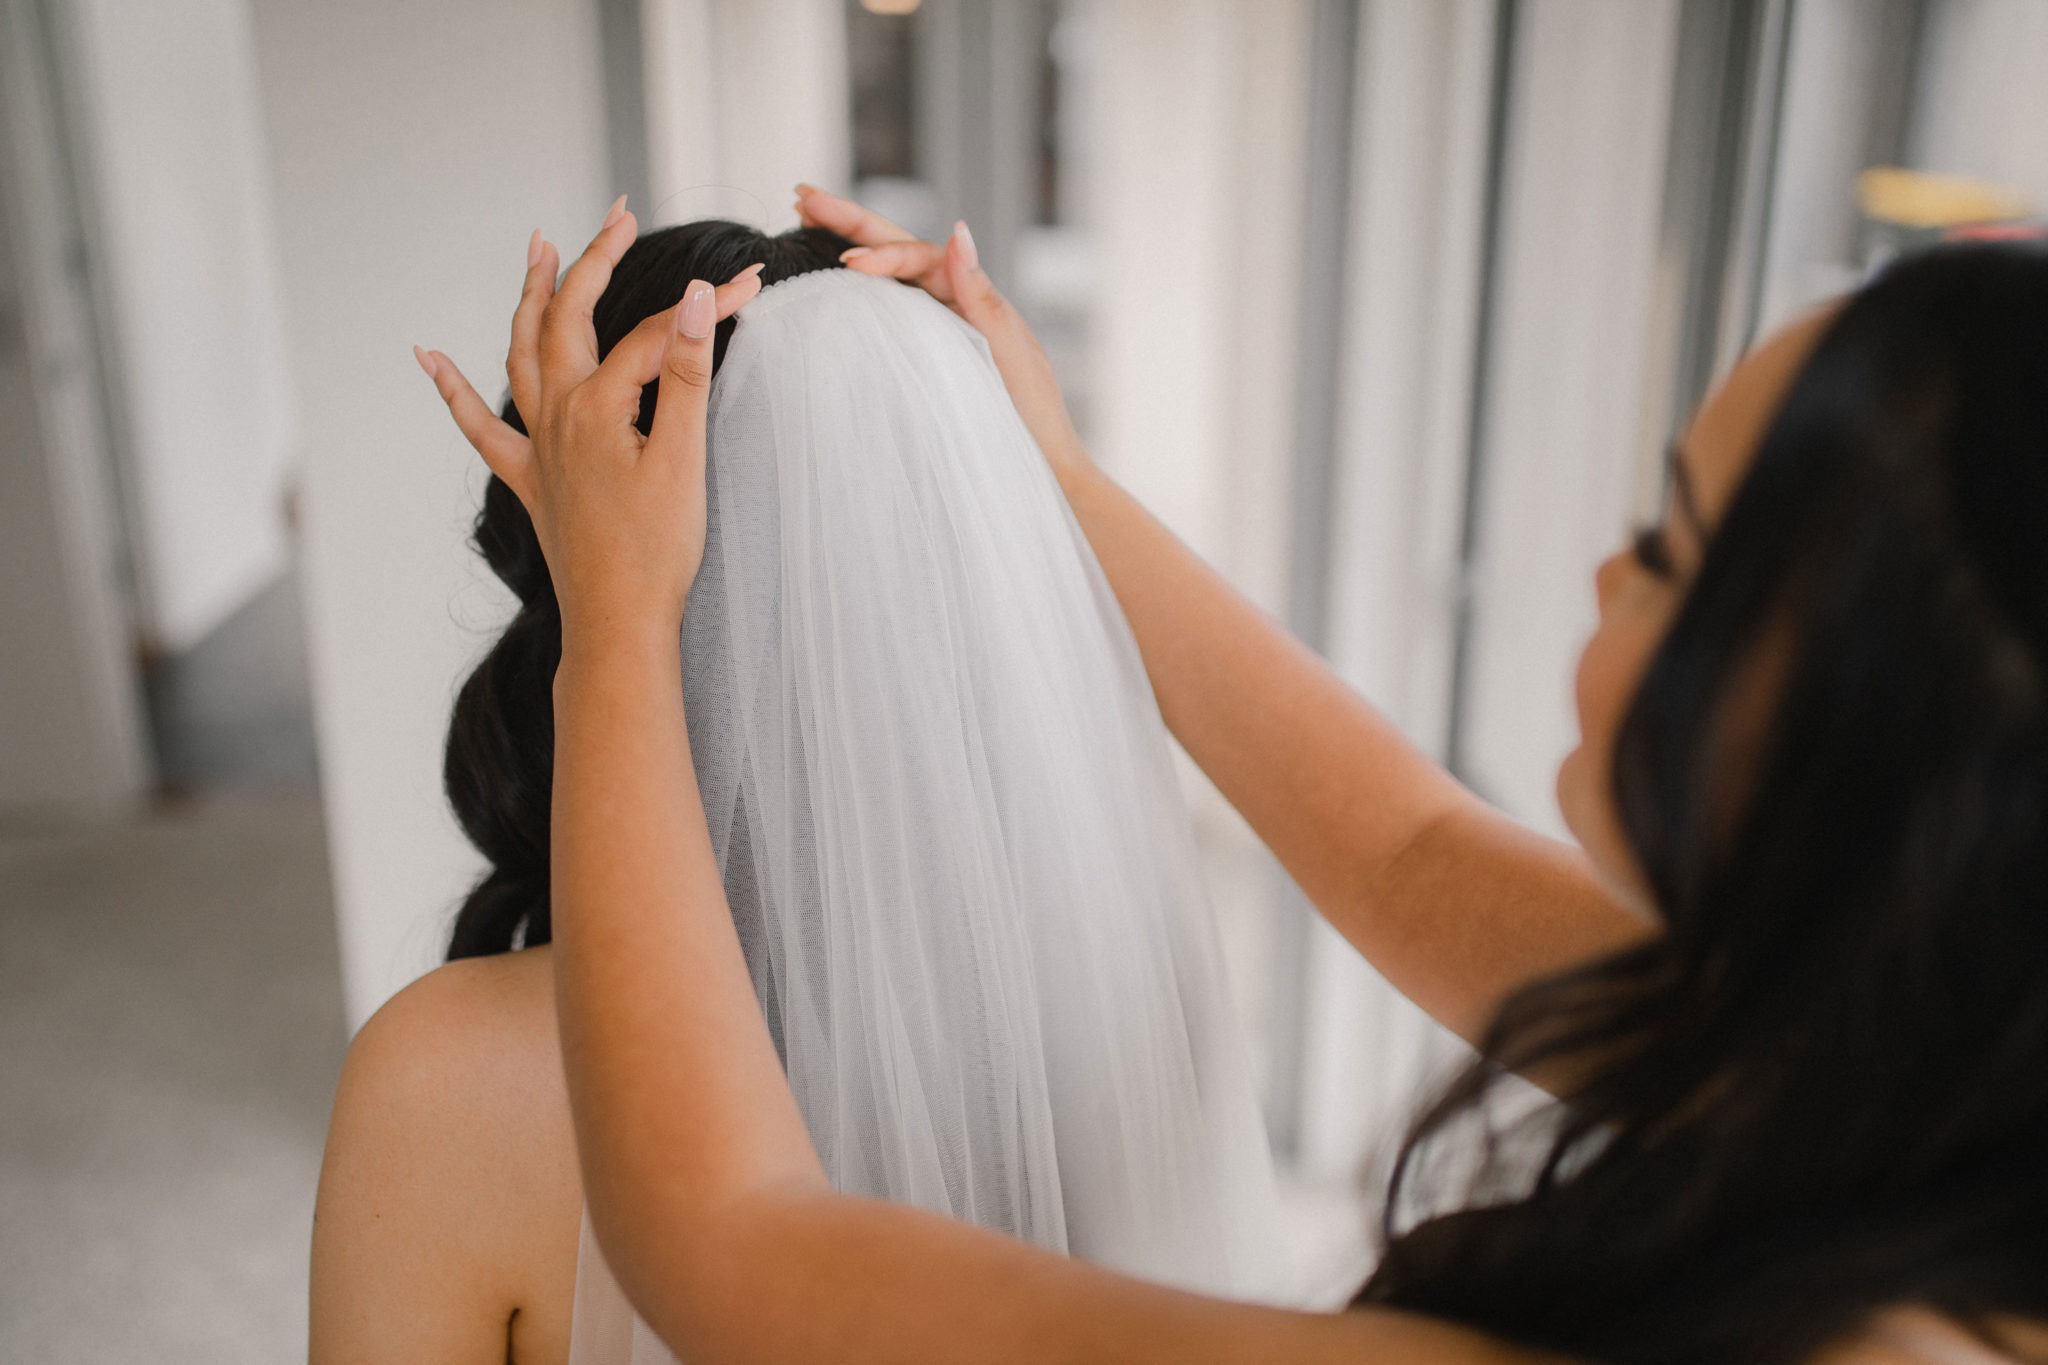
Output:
[569, 269, 1289, 1364]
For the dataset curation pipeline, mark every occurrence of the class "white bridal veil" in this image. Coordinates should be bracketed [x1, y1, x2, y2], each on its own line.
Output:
[568, 269, 1289, 1364]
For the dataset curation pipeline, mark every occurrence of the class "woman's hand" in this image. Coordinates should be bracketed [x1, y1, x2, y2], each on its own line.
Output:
[794, 185, 1092, 486]
[416, 198, 764, 648]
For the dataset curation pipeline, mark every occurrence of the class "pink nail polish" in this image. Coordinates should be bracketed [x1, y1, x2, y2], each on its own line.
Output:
[840, 247, 874, 263]
[526, 229, 543, 268]
[679, 280, 716, 338]
[604, 194, 627, 228]
[953, 220, 979, 272]
[413, 345, 437, 379]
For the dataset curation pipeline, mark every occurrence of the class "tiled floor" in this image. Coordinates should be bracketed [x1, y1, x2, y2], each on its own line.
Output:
[0, 791, 343, 1362]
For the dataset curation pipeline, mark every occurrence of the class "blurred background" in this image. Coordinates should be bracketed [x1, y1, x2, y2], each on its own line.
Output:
[2, 0, 2043, 1355]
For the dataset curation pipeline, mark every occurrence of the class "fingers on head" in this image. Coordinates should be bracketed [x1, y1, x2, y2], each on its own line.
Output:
[843, 239, 944, 283]
[714, 265, 765, 319]
[646, 265, 764, 462]
[600, 309, 677, 389]
[598, 265, 764, 393]
[647, 325, 713, 469]
[796, 186, 916, 246]
[508, 237, 560, 412]
[662, 336, 714, 394]
[944, 232, 1001, 323]
[543, 206, 639, 348]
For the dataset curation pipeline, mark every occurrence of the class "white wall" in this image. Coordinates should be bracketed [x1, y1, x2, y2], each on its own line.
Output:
[64, 0, 296, 653]
[249, 0, 612, 1030]
[1913, 0, 2048, 208]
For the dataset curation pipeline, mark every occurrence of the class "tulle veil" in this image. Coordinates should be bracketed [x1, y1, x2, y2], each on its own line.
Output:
[568, 269, 1290, 1364]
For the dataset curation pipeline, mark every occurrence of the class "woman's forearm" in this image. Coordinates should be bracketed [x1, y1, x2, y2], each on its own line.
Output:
[549, 627, 827, 1313]
[1052, 459, 1647, 1043]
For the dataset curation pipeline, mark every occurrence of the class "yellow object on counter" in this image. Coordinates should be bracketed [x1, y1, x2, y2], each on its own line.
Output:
[1857, 167, 2033, 230]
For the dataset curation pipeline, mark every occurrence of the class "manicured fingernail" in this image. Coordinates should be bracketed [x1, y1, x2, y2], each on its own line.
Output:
[603, 194, 627, 227]
[840, 247, 873, 263]
[412, 345, 437, 379]
[795, 182, 820, 198]
[679, 279, 715, 338]
[526, 229, 543, 267]
[734, 262, 765, 282]
[952, 221, 978, 272]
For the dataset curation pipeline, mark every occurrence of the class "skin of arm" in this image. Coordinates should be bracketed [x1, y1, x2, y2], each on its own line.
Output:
[802, 188, 1652, 1045]
[1053, 457, 1649, 1044]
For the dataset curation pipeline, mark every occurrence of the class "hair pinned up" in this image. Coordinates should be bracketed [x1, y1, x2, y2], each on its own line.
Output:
[442, 220, 853, 960]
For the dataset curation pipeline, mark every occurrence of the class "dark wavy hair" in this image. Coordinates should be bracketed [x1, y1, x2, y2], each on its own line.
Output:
[1362, 244, 2048, 1359]
[442, 220, 852, 960]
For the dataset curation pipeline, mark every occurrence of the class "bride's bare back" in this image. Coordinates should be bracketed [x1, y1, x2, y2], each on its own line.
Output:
[311, 946, 579, 1365]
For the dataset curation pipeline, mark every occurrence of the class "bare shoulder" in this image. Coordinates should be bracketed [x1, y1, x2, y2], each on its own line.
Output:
[1809, 1309, 2048, 1365]
[346, 944, 564, 1097]
[311, 945, 582, 1365]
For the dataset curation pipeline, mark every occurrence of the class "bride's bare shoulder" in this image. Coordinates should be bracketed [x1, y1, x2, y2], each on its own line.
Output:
[1808, 1309, 2048, 1365]
[344, 944, 562, 1086]
[311, 945, 581, 1364]
[334, 944, 568, 1136]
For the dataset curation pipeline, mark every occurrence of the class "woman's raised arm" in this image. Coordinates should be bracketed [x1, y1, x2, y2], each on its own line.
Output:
[797, 187, 1651, 1044]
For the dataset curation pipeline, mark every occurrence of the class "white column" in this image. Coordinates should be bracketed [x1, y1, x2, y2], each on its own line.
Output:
[1300, 0, 1502, 1187]
[252, 0, 612, 1029]
[62, 0, 296, 653]
[1088, 0, 1314, 1074]
[1090, 0, 1307, 611]
[642, 0, 722, 214]
[1089, 0, 1233, 573]
[1750, 0, 1897, 339]
[0, 0, 150, 810]
[1300, 0, 1687, 1192]
[642, 0, 853, 230]
[1459, 0, 1682, 833]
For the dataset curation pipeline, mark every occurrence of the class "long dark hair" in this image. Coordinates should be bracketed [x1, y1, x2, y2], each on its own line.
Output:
[1362, 244, 2048, 1359]
[442, 220, 852, 959]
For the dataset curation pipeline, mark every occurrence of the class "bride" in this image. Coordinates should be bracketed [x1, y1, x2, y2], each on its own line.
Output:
[309, 213, 1293, 1363]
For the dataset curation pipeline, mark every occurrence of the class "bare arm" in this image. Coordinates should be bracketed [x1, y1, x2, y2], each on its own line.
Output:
[1054, 456, 1647, 1043]
[802, 189, 1651, 1044]
[420, 203, 1577, 1365]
